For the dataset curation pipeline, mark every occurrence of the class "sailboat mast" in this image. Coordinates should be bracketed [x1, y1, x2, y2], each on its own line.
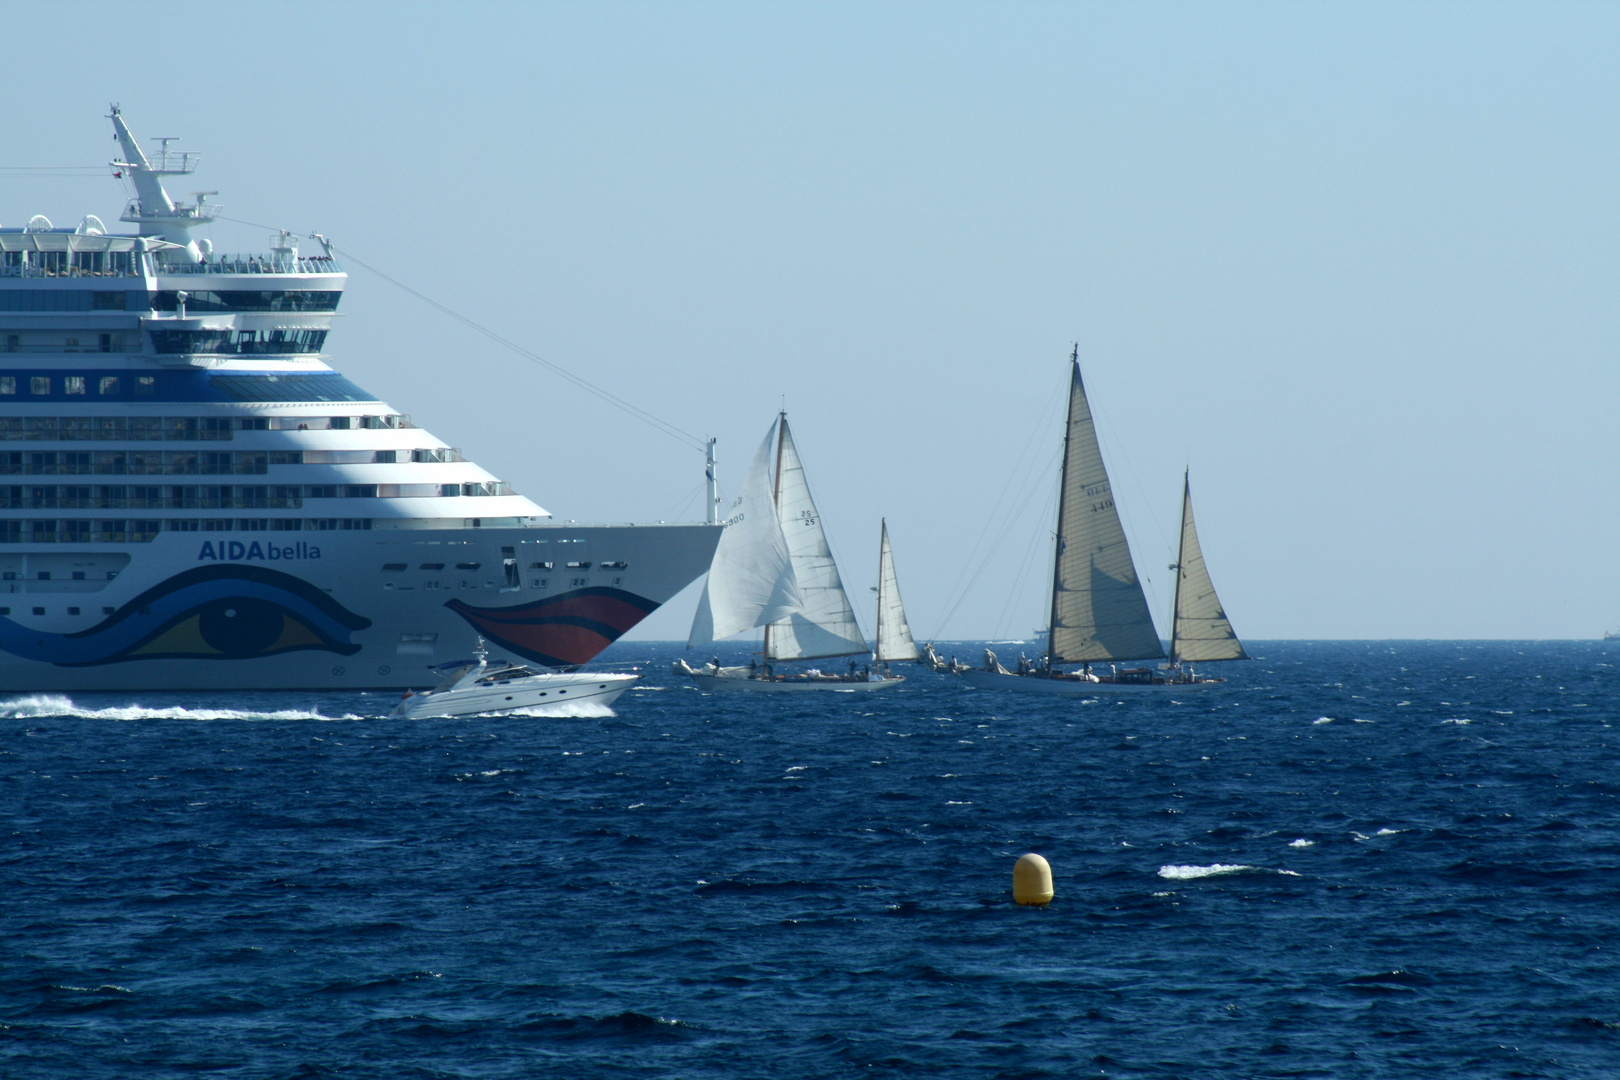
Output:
[1046, 345, 1081, 669]
[875, 520, 887, 663]
[1169, 469, 1189, 664]
[763, 411, 787, 662]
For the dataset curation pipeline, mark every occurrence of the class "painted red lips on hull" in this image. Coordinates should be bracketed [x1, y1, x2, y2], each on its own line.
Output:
[445, 587, 659, 667]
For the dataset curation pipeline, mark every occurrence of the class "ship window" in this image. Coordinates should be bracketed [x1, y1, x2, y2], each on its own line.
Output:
[599, 560, 628, 570]
[68, 607, 80, 616]
[239, 519, 268, 531]
[455, 562, 481, 570]
[30, 377, 50, 395]
[382, 563, 407, 572]
[419, 562, 444, 570]
[203, 519, 231, 531]
[208, 374, 379, 404]
[92, 291, 124, 310]
[0, 608, 8, 615]
[270, 452, 302, 465]
[306, 486, 337, 498]
[64, 377, 85, 396]
[134, 377, 154, 396]
[0, 377, 12, 394]
[339, 518, 371, 530]
[32, 607, 43, 616]
[440, 485, 460, 497]
[168, 519, 200, 531]
[566, 561, 591, 570]
[307, 519, 337, 530]
[99, 377, 120, 395]
[344, 485, 377, 499]
[530, 561, 554, 570]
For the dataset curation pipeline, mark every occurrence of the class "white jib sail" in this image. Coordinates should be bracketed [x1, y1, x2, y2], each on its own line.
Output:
[1048, 359, 1165, 664]
[687, 423, 802, 648]
[875, 519, 918, 662]
[766, 417, 868, 661]
[1170, 474, 1247, 663]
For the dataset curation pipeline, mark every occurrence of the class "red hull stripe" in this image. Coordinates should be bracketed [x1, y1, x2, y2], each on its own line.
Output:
[445, 587, 660, 667]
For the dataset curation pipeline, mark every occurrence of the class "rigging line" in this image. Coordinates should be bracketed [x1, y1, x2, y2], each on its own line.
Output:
[931, 443, 1061, 636]
[924, 380, 1065, 638]
[212, 214, 707, 454]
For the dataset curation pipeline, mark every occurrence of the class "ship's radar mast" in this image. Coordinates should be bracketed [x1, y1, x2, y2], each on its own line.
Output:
[107, 103, 219, 259]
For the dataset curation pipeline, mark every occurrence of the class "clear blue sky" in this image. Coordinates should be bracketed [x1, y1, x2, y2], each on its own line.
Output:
[4, 1, 1615, 639]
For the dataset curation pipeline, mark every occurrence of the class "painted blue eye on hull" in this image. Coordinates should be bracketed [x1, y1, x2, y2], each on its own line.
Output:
[0, 564, 371, 666]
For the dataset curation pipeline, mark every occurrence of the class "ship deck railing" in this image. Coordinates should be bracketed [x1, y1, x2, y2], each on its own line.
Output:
[0, 255, 342, 279]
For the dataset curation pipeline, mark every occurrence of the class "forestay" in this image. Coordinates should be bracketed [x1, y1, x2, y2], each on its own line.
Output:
[766, 418, 867, 661]
[1048, 360, 1165, 664]
[875, 519, 918, 662]
[1170, 474, 1247, 663]
[687, 424, 802, 647]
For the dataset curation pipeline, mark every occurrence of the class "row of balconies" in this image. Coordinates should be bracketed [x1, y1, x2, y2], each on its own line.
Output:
[0, 448, 471, 474]
[0, 481, 514, 509]
[0, 414, 420, 441]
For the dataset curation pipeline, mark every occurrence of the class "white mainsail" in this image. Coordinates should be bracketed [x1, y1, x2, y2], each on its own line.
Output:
[687, 424, 802, 648]
[1170, 473, 1247, 663]
[875, 519, 918, 663]
[1048, 358, 1165, 664]
[766, 416, 868, 661]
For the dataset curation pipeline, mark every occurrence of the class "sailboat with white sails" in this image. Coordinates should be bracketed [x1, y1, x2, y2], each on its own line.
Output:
[960, 349, 1246, 694]
[675, 414, 912, 691]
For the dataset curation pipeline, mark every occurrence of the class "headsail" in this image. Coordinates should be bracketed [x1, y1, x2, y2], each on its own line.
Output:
[766, 416, 868, 661]
[875, 519, 918, 663]
[687, 423, 801, 647]
[1048, 355, 1165, 664]
[1170, 473, 1247, 663]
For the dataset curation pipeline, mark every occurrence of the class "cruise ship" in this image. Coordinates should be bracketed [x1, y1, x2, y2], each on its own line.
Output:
[0, 106, 720, 691]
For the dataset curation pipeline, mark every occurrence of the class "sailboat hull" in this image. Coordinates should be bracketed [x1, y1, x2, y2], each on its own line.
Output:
[689, 672, 904, 692]
[960, 668, 1222, 694]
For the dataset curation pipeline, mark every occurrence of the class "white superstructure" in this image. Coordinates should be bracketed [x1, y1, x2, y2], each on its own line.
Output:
[0, 106, 719, 691]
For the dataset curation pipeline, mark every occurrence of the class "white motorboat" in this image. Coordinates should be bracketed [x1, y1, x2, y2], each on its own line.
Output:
[393, 639, 638, 717]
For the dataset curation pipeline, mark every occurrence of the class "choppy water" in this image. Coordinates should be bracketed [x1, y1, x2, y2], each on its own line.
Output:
[3, 640, 1618, 1078]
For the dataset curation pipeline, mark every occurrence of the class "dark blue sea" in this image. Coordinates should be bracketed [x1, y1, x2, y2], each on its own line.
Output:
[3, 641, 1618, 1078]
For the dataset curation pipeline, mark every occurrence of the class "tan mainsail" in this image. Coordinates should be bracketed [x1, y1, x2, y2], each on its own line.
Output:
[1047, 357, 1165, 664]
[1170, 472, 1247, 663]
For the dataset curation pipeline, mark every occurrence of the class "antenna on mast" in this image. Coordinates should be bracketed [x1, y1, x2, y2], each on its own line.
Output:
[705, 437, 720, 525]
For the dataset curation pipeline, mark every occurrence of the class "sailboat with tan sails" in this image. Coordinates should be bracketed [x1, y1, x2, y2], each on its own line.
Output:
[960, 349, 1247, 694]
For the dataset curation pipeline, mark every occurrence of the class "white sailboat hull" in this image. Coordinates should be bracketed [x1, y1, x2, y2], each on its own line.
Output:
[960, 668, 1223, 694]
[689, 671, 904, 692]
[393, 671, 639, 717]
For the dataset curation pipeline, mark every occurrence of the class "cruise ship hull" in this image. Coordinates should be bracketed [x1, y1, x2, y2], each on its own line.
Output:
[0, 522, 717, 691]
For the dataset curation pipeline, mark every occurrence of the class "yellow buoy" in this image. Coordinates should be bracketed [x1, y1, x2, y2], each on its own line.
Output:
[1012, 852, 1053, 906]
